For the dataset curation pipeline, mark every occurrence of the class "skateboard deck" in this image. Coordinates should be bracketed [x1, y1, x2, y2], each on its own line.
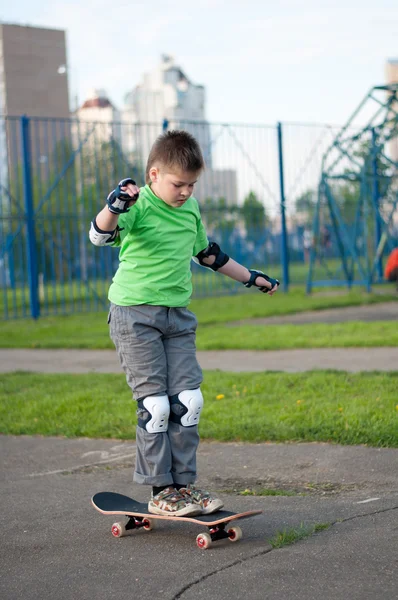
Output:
[92, 491, 262, 549]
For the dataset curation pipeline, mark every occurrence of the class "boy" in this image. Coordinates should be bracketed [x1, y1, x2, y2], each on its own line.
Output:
[89, 130, 279, 517]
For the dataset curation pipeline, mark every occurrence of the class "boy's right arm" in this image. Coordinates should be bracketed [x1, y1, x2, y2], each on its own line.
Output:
[95, 204, 120, 232]
[89, 179, 140, 246]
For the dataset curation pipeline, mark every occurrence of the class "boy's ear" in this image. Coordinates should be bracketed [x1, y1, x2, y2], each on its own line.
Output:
[149, 166, 159, 182]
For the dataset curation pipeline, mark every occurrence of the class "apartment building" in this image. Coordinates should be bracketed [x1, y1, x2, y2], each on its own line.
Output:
[0, 23, 70, 187]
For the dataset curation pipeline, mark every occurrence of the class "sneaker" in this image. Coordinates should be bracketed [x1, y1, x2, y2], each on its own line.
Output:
[179, 484, 224, 514]
[148, 486, 202, 517]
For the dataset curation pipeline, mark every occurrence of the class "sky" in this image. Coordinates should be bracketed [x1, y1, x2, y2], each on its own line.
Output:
[1, 0, 398, 126]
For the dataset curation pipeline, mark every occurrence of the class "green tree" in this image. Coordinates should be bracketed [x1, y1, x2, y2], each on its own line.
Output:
[200, 196, 241, 237]
[294, 189, 317, 222]
[241, 191, 267, 241]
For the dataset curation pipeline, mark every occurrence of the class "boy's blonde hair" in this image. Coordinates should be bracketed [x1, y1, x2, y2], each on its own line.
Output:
[145, 130, 205, 183]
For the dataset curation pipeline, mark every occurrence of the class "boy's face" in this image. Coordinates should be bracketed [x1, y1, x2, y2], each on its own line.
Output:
[149, 166, 201, 208]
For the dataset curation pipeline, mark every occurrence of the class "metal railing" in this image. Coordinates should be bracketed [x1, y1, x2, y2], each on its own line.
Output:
[0, 115, 396, 319]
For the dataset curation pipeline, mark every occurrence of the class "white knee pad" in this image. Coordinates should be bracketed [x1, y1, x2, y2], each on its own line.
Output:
[137, 394, 170, 433]
[170, 388, 204, 427]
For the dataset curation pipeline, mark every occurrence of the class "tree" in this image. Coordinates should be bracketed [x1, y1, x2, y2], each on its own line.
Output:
[294, 189, 317, 223]
[198, 196, 242, 260]
[241, 191, 267, 242]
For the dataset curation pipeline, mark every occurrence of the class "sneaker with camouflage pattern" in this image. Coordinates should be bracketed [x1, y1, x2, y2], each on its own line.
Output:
[179, 484, 224, 514]
[148, 486, 202, 517]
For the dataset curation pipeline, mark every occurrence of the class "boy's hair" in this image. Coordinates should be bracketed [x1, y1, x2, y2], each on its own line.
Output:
[145, 130, 205, 183]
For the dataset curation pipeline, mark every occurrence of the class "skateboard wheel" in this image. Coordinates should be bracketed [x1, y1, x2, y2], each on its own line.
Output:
[227, 526, 242, 542]
[196, 532, 212, 549]
[111, 522, 126, 538]
[142, 518, 153, 531]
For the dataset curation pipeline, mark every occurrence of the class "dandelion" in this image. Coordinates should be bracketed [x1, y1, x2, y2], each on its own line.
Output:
[296, 400, 303, 405]
[216, 394, 225, 400]
[396, 405, 398, 411]
[338, 407, 343, 412]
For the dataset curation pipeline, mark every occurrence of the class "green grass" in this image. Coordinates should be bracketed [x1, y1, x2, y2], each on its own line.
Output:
[192, 286, 397, 325]
[1, 371, 397, 447]
[269, 522, 332, 549]
[0, 259, 370, 317]
[198, 321, 398, 349]
[0, 288, 396, 349]
[0, 320, 396, 350]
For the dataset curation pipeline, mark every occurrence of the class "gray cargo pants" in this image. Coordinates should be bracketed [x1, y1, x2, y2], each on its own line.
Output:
[109, 303, 203, 487]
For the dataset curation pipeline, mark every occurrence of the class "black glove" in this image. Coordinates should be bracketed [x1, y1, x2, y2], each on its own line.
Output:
[107, 178, 139, 214]
[243, 269, 280, 293]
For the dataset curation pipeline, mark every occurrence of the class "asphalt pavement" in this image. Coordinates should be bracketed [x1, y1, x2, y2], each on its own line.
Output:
[1, 301, 397, 599]
[1, 436, 397, 600]
[1, 346, 398, 373]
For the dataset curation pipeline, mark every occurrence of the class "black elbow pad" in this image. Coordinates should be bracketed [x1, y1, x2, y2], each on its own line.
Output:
[195, 242, 230, 271]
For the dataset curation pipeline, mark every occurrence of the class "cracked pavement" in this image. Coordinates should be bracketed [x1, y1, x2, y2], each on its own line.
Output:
[1, 301, 397, 598]
[1, 436, 397, 599]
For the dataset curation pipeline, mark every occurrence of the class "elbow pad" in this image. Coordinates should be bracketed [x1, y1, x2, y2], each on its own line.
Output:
[89, 219, 119, 246]
[195, 242, 230, 271]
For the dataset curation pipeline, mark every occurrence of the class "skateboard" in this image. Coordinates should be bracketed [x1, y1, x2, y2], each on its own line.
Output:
[91, 491, 262, 549]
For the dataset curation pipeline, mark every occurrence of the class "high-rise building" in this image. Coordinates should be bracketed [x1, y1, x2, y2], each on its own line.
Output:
[73, 89, 121, 148]
[122, 55, 238, 204]
[0, 23, 71, 191]
[386, 58, 398, 87]
[71, 89, 123, 187]
[0, 23, 70, 118]
[122, 54, 212, 167]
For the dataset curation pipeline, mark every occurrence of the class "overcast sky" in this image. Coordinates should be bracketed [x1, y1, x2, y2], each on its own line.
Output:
[2, 0, 398, 126]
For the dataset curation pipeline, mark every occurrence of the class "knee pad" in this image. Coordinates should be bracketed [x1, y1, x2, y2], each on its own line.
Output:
[137, 394, 170, 433]
[169, 388, 204, 427]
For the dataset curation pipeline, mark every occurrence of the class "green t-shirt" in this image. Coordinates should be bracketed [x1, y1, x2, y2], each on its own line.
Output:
[108, 184, 209, 307]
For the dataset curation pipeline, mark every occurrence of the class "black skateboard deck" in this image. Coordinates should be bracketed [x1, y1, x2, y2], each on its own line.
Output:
[92, 492, 262, 549]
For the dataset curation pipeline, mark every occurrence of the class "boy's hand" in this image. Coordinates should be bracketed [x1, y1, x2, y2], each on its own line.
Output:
[244, 269, 280, 295]
[255, 275, 279, 296]
[107, 178, 140, 214]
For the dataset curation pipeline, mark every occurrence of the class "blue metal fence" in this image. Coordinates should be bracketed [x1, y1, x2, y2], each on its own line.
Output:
[0, 115, 396, 320]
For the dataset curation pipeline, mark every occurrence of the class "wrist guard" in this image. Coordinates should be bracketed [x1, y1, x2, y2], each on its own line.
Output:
[244, 269, 280, 293]
[107, 178, 139, 214]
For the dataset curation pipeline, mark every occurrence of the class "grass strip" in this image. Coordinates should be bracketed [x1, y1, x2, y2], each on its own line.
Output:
[1, 371, 397, 447]
[1, 287, 396, 349]
[197, 321, 398, 350]
[1, 319, 397, 350]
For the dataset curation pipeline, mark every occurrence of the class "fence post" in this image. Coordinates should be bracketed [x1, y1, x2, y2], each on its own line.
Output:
[277, 122, 289, 291]
[371, 128, 383, 280]
[21, 115, 40, 319]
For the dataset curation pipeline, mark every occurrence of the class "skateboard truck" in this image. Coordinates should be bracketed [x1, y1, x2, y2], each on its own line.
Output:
[111, 516, 153, 538]
[196, 523, 242, 549]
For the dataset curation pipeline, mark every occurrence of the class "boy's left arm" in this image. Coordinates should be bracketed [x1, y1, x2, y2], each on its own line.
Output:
[195, 243, 279, 295]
